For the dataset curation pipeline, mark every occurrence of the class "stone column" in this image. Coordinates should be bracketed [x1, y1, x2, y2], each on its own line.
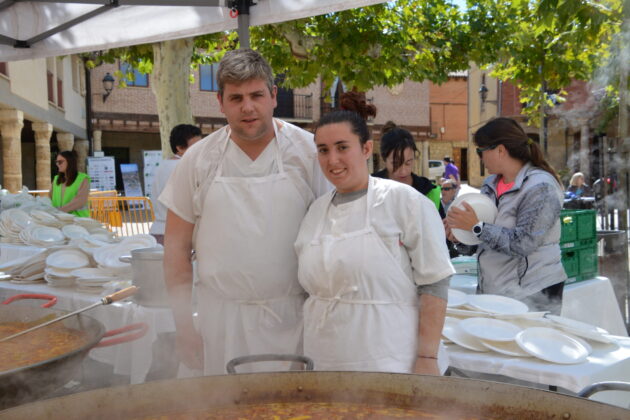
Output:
[32, 121, 53, 191]
[74, 139, 89, 173]
[421, 139, 430, 178]
[0, 109, 24, 193]
[92, 129, 102, 152]
[57, 132, 74, 153]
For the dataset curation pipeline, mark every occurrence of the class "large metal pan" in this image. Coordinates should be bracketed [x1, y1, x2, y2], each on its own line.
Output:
[0, 294, 148, 409]
[0, 371, 627, 419]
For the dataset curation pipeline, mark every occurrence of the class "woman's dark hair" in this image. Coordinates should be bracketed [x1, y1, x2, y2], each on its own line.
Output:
[56, 150, 79, 186]
[170, 124, 202, 154]
[380, 123, 418, 174]
[474, 117, 561, 185]
[315, 110, 370, 145]
[339, 91, 377, 121]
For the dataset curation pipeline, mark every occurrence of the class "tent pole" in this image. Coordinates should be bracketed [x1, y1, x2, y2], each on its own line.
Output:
[234, 0, 253, 49]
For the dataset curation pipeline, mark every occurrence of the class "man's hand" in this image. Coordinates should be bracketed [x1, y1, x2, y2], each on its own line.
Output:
[176, 328, 204, 371]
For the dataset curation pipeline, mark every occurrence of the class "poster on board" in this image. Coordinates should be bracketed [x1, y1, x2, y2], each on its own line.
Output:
[120, 163, 144, 209]
[87, 156, 116, 191]
[142, 150, 163, 200]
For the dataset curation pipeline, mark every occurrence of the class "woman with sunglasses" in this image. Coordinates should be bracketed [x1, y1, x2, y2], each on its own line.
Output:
[446, 117, 566, 314]
[373, 122, 445, 218]
[295, 108, 454, 375]
[49, 150, 90, 217]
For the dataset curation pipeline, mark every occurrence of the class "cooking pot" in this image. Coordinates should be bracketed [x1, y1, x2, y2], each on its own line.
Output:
[0, 294, 148, 409]
[0, 371, 628, 419]
[120, 247, 169, 307]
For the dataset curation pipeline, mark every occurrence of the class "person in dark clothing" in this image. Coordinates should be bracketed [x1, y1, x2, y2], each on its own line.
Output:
[372, 123, 445, 218]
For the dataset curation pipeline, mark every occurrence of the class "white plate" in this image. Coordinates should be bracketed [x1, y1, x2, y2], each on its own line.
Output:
[31, 226, 65, 243]
[119, 234, 157, 250]
[515, 327, 590, 364]
[447, 289, 468, 308]
[442, 317, 489, 352]
[61, 224, 90, 240]
[44, 273, 76, 287]
[545, 314, 608, 335]
[467, 294, 529, 315]
[448, 193, 498, 245]
[45, 266, 77, 278]
[459, 317, 522, 342]
[480, 339, 531, 357]
[46, 249, 90, 270]
[553, 325, 616, 344]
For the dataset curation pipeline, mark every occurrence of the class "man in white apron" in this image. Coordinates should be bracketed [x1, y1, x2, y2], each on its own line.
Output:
[159, 49, 330, 376]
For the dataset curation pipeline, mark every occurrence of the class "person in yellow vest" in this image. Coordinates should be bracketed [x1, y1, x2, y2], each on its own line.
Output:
[49, 150, 90, 217]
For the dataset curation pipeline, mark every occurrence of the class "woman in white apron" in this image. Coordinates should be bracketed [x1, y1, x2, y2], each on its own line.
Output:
[295, 110, 455, 375]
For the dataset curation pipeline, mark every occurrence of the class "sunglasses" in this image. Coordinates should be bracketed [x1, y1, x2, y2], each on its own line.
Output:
[442, 187, 455, 191]
[476, 144, 498, 157]
[55, 160, 65, 165]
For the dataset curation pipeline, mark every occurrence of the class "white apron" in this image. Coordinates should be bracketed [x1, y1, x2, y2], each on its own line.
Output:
[193, 122, 308, 375]
[297, 178, 421, 373]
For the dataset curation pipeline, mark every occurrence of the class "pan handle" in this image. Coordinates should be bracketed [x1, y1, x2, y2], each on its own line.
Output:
[226, 354, 314, 374]
[94, 322, 149, 348]
[578, 381, 630, 398]
[2, 293, 57, 308]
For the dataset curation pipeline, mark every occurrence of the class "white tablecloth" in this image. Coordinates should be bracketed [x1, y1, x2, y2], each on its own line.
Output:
[445, 336, 630, 408]
[451, 275, 628, 337]
[0, 279, 175, 384]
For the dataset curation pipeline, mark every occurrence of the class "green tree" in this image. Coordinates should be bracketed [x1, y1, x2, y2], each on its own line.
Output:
[251, 0, 470, 93]
[466, 0, 623, 141]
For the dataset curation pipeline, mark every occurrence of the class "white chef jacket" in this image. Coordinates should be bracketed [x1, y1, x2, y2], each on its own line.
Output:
[160, 121, 330, 223]
[295, 177, 455, 288]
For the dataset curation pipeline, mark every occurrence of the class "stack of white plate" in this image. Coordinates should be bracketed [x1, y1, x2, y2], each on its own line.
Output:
[71, 267, 118, 293]
[0, 208, 32, 243]
[93, 234, 157, 277]
[29, 209, 64, 228]
[61, 224, 90, 240]
[71, 233, 115, 256]
[2, 250, 47, 284]
[21, 224, 66, 247]
[45, 249, 90, 287]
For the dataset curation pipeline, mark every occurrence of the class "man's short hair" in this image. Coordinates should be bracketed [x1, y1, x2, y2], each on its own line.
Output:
[217, 48, 275, 97]
[170, 124, 202, 154]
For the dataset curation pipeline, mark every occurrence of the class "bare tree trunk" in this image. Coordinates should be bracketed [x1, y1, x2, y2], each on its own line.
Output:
[152, 38, 195, 159]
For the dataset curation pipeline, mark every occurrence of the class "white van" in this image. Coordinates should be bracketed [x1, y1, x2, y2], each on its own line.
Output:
[428, 160, 445, 180]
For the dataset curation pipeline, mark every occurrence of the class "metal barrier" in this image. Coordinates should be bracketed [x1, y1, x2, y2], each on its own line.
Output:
[89, 196, 155, 237]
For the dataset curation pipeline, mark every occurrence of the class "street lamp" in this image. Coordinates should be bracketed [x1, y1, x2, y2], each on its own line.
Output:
[102, 72, 115, 102]
[479, 83, 489, 103]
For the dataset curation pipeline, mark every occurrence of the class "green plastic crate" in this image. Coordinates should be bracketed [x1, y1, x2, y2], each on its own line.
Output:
[561, 248, 579, 279]
[578, 242, 598, 279]
[560, 209, 596, 247]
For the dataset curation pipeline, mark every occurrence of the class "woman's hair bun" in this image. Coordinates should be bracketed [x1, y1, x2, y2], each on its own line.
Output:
[340, 91, 377, 121]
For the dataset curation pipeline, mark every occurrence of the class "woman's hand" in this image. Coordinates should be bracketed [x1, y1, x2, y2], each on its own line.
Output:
[443, 219, 458, 243]
[446, 202, 479, 232]
[413, 356, 440, 376]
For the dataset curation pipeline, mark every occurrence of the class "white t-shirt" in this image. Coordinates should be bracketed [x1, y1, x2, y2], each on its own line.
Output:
[295, 177, 455, 286]
[159, 120, 331, 225]
[149, 157, 180, 235]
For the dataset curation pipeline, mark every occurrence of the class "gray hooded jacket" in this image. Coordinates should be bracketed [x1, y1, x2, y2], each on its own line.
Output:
[477, 163, 567, 300]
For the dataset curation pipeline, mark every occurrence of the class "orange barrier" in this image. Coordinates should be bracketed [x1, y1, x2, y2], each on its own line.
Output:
[89, 196, 155, 237]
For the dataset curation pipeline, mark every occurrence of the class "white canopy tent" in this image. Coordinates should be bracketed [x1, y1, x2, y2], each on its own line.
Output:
[0, 0, 386, 61]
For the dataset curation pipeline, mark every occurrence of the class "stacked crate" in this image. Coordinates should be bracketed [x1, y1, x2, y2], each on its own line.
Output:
[559, 209, 598, 284]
